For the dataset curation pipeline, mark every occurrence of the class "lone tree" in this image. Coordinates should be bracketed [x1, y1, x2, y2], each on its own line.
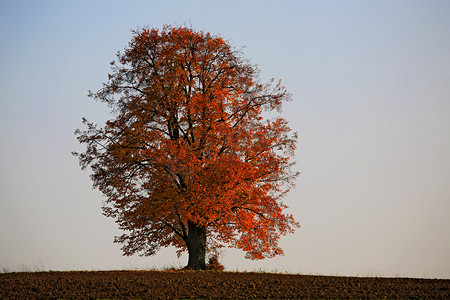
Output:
[74, 26, 299, 270]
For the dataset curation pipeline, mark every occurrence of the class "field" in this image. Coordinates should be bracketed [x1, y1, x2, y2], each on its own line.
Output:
[1, 270, 449, 299]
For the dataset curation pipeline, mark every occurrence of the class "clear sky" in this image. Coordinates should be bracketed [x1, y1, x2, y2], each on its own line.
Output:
[1, 0, 449, 279]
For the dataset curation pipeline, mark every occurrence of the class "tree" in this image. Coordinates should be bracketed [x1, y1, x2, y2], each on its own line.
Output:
[74, 26, 299, 270]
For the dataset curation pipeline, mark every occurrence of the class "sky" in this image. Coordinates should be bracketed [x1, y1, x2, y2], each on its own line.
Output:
[0, 0, 449, 279]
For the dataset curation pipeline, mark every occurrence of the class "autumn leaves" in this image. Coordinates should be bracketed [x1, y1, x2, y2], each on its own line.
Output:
[74, 26, 299, 269]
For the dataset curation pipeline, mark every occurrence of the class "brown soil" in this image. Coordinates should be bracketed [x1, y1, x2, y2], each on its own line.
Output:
[0, 270, 449, 299]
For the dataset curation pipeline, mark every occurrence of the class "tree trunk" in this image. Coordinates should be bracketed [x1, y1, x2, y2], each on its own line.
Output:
[186, 221, 206, 270]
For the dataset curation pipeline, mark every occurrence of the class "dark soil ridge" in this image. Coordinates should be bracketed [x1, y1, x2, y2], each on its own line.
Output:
[1, 270, 449, 299]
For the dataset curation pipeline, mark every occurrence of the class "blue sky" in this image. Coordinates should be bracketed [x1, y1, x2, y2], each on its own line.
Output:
[1, 0, 449, 278]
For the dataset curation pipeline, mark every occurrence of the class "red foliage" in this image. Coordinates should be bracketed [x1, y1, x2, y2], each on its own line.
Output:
[74, 26, 299, 264]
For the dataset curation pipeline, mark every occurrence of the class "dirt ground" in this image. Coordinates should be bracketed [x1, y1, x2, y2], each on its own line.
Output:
[1, 270, 449, 299]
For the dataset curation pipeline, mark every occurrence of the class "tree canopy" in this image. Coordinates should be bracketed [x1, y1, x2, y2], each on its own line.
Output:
[74, 26, 299, 269]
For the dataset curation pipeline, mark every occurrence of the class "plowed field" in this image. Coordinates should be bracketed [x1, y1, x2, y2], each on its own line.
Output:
[1, 270, 449, 299]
